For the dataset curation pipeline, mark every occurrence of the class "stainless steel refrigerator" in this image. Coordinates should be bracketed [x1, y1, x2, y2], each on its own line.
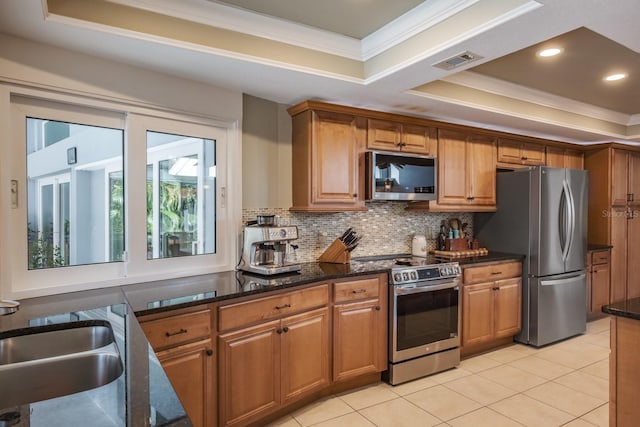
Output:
[475, 167, 588, 347]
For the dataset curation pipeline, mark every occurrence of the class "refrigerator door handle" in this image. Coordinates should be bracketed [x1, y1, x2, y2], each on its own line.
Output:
[558, 182, 569, 261]
[540, 272, 586, 286]
[565, 179, 576, 261]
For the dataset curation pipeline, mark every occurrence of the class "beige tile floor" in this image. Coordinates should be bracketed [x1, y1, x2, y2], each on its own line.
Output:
[269, 317, 611, 427]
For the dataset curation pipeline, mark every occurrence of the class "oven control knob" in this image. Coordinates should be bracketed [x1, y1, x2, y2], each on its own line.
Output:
[402, 272, 409, 281]
[394, 273, 402, 283]
[410, 271, 417, 281]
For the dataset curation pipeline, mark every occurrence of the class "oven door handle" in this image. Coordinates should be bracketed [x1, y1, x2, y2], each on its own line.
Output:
[395, 282, 459, 295]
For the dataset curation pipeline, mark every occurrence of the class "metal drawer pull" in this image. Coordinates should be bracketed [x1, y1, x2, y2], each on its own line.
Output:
[492, 287, 500, 291]
[490, 271, 502, 275]
[352, 289, 367, 294]
[165, 328, 187, 337]
[206, 349, 213, 356]
[283, 326, 289, 333]
[275, 304, 291, 310]
[375, 306, 381, 311]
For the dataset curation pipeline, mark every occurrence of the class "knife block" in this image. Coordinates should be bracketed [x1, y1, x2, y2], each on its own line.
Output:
[319, 239, 351, 264]
[445, 237, 468, 251]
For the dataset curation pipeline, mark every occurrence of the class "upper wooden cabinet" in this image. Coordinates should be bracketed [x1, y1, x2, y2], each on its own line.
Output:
[367, 119, 437, 156]
[289, 105, 366, 211]
[497, 138, 545, 166]
[435, 129, 497, 210]
[611, 149, 640, 207]
[546, 146, 584, 169]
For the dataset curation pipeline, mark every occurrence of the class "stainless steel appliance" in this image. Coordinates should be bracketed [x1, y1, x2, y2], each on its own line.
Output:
[364, 151, 437, 201]
[475, 166, 588, 347]
[238, 224, 301, 275]
[385, 258, 461, 385]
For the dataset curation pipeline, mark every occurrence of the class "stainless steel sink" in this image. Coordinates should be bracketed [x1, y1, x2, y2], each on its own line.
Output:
[0, 321, 124, 408]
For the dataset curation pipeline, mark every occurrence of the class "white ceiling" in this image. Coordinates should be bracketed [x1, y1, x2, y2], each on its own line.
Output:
[0, 0, 639, 145]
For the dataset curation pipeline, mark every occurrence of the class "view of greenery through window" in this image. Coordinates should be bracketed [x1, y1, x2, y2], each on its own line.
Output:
[26, 118, 124, 270]
[25, 118, 217, 270]
[146, 131, 217, 259]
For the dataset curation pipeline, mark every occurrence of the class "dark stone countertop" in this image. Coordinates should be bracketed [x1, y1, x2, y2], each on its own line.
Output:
[588, 244, 613, 251]
[603, 298, 640, 320]
[0, 251, 524, 424]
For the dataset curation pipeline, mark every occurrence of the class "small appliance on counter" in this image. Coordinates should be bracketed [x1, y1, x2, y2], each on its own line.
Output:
[238, 216, 301, 275]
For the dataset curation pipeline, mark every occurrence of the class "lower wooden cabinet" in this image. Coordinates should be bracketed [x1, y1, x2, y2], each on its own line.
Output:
[217, 307, 329, 426]
[332, 275, 388, 382]
[461, 261, 522, 356]
[156, 339, 215, 427]
[139, 306, 215, 427]
[587, 248, 611, 318]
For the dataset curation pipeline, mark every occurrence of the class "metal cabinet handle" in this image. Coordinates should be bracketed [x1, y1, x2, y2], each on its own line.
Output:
[521, 156, 528, 161]
[490, 271, 502, 275]
[165, 328, 187, 337]
[375, 306, 381, 311]
[492, 287, 500, 291]
[275, 304, 291, 310]
[283, 326, 289, 333]
[352, 289, 367, 294]
[466, 196, 475, 201]
[206, 349, 213, 356]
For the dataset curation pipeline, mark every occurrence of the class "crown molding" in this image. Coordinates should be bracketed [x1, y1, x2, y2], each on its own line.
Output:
[360, 0, 480, 60]
[105, 0, 363, 59]
[444, 71, 632, 125]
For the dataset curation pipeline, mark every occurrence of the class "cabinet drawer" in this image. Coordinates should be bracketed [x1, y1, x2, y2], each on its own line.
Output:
[591, 250, 610, 265]
[141, 309, 211, 350]
[463, 261, 522, 284]
[334, 277, 380, 303]
[218, 284, 329, 331]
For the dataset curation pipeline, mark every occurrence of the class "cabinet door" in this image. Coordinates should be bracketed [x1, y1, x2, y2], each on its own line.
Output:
[157, 339, 215, 427]
[545, 146, 565, 168]
[218, 320, 280, 427]
[333, 299, 385, 382]
[627, 214, 640, 299]
[402, 124, 436, 155]
[367, 119, 401, 151]
[497, 139, 524, 164]
[312, 111, 360, 204]
[628, 153, 640, 206]
[494, 278, 522, 338]
[591, 264, 610, 313]
[437, 129, 468, 205]
[565, 149, 584, 170]
[462, 282, 494, 346]
[610, 207, 628, 303]
[611, 149, 629, 206]
[281, 307, 330, 405]
[467, 134, 497, 205]
[521, 143, 545, 165]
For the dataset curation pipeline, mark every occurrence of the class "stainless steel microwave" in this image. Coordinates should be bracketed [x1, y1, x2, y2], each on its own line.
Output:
[364, 151, 437, 201]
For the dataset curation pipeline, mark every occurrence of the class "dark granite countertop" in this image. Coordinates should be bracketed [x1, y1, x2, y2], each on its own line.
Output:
[0, 251, 523, 424]
[603, 298, 640, 320]
[588, 244, 613, 251]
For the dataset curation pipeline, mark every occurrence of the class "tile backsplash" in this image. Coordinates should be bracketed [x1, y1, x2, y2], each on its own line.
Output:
[242, 203, 474, 263]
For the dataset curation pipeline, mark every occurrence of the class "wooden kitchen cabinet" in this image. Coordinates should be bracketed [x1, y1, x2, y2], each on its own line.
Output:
[585, 146, 640, 304]
[545, 146, 584, 169]
[366, 118, 437, 155]
[497, 138, 545, 166]
[332, 274, 387, 382]
[156, 339, 215, 427]
[435, 128, 497, 211]
[139, 306, 215, 427]
[587, 249, 611, 318]
[461, 261, 522, 356]
[217, 285, 330, 427]
[289, 102, 366, 211]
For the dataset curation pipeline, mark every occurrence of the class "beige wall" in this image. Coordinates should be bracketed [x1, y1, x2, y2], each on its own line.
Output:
[242, 94, 292, 209]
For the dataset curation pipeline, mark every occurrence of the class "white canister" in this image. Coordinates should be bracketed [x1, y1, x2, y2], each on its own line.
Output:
[412, 234, 427, 257]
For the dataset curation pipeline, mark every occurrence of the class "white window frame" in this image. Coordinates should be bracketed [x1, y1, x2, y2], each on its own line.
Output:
[35, 172, 71, 262]
[6, 94, 239, 299]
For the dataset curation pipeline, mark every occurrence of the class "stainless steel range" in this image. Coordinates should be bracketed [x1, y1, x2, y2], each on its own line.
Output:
[384, 258, 462, 385]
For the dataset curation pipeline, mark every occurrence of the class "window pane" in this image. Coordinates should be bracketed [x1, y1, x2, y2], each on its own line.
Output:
[26, 118, 124, 269]
[146, 131, 216, 259]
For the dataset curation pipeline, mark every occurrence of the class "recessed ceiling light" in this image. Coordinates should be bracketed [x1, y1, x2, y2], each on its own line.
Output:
[604, 73, 627, 81]
[538, 48, 562, 57]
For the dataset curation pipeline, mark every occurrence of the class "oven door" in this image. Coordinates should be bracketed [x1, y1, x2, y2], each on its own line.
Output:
[390, 279, 460, 363]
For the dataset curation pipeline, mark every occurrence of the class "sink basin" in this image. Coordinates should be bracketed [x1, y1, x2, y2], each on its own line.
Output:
[0, 321, 116, 364]
[0, 321, 124, 408]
